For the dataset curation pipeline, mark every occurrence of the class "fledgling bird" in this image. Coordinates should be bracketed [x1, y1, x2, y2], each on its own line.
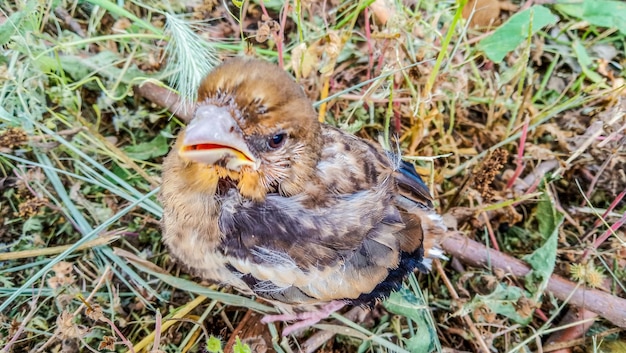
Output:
[160, 57, 445, 335]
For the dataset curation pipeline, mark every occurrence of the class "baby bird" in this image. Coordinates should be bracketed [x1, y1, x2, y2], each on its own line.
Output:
[160, 57, 445, 335]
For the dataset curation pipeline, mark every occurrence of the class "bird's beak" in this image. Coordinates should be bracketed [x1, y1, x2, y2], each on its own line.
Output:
[179, 104, 259, 171]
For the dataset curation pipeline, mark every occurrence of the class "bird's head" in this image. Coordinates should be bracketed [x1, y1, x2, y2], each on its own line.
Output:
[175, 57, 322, 201]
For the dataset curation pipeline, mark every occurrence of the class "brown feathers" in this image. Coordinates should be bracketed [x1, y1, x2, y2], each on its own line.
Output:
[160, 57, 445, 312]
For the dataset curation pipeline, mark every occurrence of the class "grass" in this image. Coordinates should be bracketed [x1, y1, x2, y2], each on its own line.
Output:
[1, 0, 625, 352]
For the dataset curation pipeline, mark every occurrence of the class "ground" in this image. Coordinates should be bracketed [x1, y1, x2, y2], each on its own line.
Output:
[0, 0, 625, 352]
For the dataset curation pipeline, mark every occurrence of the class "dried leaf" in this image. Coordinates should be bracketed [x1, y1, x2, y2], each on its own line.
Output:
[98, 336, 117, 351]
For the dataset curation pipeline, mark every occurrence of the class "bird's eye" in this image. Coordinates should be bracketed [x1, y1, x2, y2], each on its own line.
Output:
[268, 133, 286, 149]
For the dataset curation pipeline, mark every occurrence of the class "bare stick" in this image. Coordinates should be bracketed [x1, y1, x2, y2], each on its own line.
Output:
[441, 232, 626, 328]
[134, 82, 194, 122]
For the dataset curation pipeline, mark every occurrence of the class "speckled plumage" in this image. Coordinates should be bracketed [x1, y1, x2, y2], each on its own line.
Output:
[160, 57, 445, 314]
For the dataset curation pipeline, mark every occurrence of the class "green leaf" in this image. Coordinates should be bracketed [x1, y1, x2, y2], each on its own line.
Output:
[555, 0, 626, 35]
[122, 134, 169, 161]
[0, 10, 28, 46]
[535, 193, 557, 239]
[206, 336, 223, 353]
[0, 275, 14, 288]
[478, 5, 559, 63]
[233, 337, 252, 353]
[465, 283, 533, 325]
[385, 288, 436, 353]
[33, 55, 58, 74]
[524, 192, 563, 296]
[22, 217, 43, 235]
[572, 40, 604, 83]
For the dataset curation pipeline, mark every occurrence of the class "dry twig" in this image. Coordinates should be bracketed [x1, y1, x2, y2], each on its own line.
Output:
[442, 232, 626, 328]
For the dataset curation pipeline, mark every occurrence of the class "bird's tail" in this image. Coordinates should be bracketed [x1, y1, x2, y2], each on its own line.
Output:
[393, 160, 448, 269]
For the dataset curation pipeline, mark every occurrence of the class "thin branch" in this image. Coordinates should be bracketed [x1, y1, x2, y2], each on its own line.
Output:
[441, 232, 626, 328]
[134, 82, 194, 122]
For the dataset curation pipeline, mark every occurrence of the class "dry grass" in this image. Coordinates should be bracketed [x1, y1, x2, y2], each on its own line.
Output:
[0, 0, 625, 352]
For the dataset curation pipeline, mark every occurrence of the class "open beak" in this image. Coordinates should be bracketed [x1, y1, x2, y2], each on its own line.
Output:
[179, 104, 259, 171]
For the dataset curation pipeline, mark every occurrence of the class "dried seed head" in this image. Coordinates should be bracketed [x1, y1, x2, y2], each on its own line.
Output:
[256, 23, 271, 43]
[98, 336, 117, 350]
[85, 303, 105, 322]
[48, 261, 76, 289]
[256, 18, 279, 43]
[569, 262, 606, 288]
[55, 311, 87, 340]
[17, 196, 48, 218]
[515, 296, 537, 318]
[585, 267, 606, 288]
[472, 148, 508, 202]
[0, 127, 28, 149]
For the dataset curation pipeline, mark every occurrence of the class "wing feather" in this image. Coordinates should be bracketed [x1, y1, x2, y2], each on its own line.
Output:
[215, 126, 441, 305]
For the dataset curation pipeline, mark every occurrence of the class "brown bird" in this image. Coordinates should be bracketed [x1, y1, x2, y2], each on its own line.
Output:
[160, 57, 445, 335]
